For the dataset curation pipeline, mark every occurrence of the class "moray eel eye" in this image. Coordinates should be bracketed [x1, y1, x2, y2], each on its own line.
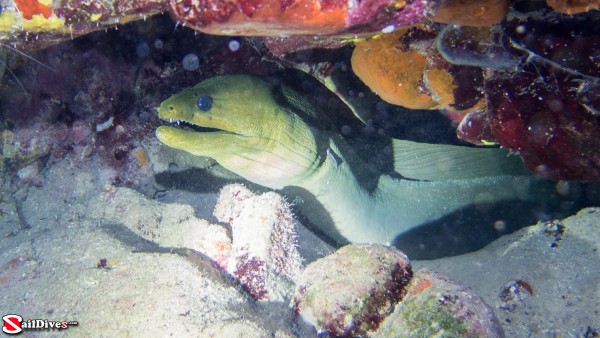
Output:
[197, 95, 212, 111]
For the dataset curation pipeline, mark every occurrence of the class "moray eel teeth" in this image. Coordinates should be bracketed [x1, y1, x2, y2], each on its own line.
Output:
[156, 75, 322, 189]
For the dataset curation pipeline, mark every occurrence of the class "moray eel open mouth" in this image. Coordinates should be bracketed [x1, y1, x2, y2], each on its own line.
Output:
[156, 78, 253, 142]
[155, 77, 260, 161]
[155, 75, 322, 189]
[159, 118, 221, 133]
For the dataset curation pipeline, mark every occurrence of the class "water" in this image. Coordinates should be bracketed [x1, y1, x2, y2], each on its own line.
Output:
[0, 10, 599, 338]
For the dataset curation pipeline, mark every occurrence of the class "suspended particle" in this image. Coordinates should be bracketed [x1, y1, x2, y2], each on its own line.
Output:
[136, 41, 150, 58]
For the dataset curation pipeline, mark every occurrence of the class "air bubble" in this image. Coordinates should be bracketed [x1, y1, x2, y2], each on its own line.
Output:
[182, 53, 200, 71]
[494, 220, 506, 232]
[228, 39, 240, 52]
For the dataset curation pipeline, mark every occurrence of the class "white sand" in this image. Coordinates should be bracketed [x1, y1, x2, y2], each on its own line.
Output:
[1, 147, 598, 337]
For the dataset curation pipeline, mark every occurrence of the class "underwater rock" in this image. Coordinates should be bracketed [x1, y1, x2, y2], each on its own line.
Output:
[293, 243, 507, 337]
[457, 68, 600, 181]
[262, 36, 348, 59]
[1, 0, 168, 49]
[91, 184, 303, 302]
[214, 184, 301, 301]
[0, 123, 68, 173]
[351, 29, 439, 110]
[89, 185, 232, 267]
[293, 244, 412, 336]
[430, 0, 510, 26]
[376, 269, 504, 337]
[351, 27, 485, 113]
[169, 0, 428, 36]
[546, 0, 600, 14]
[447, 11, 600, 180]
[413, 207, 600, 336]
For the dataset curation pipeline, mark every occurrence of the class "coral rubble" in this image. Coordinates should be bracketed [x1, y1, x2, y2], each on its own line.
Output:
[214, 184, 302, 301]
[84, 183, 505, 336]
[90, 183, 302, 302]
[294, 244, 412, 336]
[377, 269, 504, 337]
[293, 244, 504, 336]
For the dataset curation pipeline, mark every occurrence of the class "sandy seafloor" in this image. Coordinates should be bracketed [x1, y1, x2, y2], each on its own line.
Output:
[0, 139, 599, 337]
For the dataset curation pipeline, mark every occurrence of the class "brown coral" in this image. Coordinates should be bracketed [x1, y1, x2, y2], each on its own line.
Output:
[430, 0, 510, 26]
[546, 0, 600, 14]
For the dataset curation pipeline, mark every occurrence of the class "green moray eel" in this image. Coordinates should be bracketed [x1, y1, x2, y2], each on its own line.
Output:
[156, 75, 532, 245]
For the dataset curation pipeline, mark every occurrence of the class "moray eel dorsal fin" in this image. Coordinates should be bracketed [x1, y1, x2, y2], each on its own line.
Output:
[156, 74, 535, 245]
[392, 140, 529, 181]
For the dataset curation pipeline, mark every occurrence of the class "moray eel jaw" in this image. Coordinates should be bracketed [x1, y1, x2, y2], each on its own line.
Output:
[156, 75, 321, 189]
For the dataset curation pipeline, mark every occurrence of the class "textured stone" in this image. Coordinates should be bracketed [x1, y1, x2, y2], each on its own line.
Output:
[294, 244, 412, 336]
[377, 269, 504, 337]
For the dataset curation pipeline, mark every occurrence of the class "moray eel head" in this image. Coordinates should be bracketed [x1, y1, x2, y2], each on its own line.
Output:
[156, 75, 321, 189]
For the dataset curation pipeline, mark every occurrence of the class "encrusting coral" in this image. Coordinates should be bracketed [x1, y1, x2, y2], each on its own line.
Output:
[377, 269, 504, 337]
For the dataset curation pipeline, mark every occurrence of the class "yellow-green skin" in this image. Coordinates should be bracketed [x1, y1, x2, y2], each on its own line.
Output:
[157, 75, 321, 189]
[157, 75, 529, 244]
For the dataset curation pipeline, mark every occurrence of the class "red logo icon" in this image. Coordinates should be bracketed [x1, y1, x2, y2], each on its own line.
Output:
[2, 315, 23, 334]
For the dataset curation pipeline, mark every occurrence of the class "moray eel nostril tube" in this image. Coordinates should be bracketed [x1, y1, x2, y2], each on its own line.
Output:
[156, 74, 533, 245]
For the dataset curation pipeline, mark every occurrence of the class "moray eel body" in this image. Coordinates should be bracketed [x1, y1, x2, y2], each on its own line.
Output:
[157, 75, 531, 245]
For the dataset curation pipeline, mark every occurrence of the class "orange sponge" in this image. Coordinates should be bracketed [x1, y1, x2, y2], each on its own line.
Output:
[351, 30, 439, 110]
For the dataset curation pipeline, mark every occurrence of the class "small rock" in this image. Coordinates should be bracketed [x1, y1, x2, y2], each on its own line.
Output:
[16, 161, 41, 184]
[293, 244, 412, 336]
[376, 269, 504, 337]
[214, 184, 302, 301]
[499, 279, 533, 312]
